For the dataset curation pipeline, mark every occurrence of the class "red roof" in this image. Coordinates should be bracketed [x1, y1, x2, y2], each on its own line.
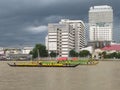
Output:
[101, 45, 120, 51]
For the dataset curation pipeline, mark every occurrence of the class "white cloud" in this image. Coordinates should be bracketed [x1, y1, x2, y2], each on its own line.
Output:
[25, 25, 47, 34]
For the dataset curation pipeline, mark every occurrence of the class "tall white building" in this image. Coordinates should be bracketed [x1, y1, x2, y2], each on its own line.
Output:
[46, 19, 85, 57]
[59, 19, 85, 52]
[89, 5, 113, 42]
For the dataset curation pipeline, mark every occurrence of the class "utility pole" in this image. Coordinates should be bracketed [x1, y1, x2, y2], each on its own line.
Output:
[37, 49, 40, 60]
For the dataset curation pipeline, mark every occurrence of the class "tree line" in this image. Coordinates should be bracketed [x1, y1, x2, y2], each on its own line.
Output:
[30, 44, 91, 58]
[29, 44, 58, 58]
[100, 51, 120, 59]
[69, 49, 91, 57]
[30, 44, 120, 59]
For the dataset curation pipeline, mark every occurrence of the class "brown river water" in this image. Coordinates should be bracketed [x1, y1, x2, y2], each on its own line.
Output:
[0, 61, 120, 90]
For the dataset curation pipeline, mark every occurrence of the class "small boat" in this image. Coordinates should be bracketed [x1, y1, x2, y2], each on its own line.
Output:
[7, 62, 79, 67]
[79, 60, 99, 65]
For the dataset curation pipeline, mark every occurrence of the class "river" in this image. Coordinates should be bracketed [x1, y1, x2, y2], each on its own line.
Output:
[0, 61, 120, 90]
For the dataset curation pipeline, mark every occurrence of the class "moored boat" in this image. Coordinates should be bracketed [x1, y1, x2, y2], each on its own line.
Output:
[7, 62, 79, 67]
[79, 60, 99, 65]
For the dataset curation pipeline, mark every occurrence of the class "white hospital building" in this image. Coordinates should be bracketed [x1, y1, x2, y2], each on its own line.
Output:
[46, 19, 85, 57]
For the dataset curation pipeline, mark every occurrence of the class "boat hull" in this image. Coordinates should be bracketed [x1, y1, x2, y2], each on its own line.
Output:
[7, 63, 79, 67]
[79, 61, 99, 65]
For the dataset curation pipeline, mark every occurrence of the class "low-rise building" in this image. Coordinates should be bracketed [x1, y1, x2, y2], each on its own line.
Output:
[22, 47, 33, 54]
[80, 46, 93, 54]
[101, 44, 120, 53]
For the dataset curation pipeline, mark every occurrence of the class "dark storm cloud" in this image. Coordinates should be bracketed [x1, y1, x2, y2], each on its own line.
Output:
[0, 0, 120, 47]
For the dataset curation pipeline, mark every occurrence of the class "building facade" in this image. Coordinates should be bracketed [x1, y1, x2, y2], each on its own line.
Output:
[22, 47, 33, 54]
[89, 5, 113, 42]
[59, 19, 85, 52]
[46, 19, 85, 57]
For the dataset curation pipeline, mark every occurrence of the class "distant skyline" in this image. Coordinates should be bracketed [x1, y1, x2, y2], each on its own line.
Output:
[0, 0, 120, 47]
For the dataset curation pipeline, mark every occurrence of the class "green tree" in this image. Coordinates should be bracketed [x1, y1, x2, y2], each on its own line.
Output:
[30, 44, 48, 58]
[111, 52, 117, 58]
[104, 52, 118, 59]
[101, 51, 106, 58]
[116, 52, 120, 59]
[69, 49, 78, 57]
[50, 51, 57, 57]
[79, 50, 91, 57]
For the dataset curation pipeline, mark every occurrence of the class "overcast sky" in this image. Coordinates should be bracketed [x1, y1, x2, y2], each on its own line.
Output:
[0, 0, 120, 47]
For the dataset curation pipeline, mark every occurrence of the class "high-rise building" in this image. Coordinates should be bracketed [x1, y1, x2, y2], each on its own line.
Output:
[59, 19, 85, 52]
[89, 5, 113, 42]
[46, 19, 85, 57]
